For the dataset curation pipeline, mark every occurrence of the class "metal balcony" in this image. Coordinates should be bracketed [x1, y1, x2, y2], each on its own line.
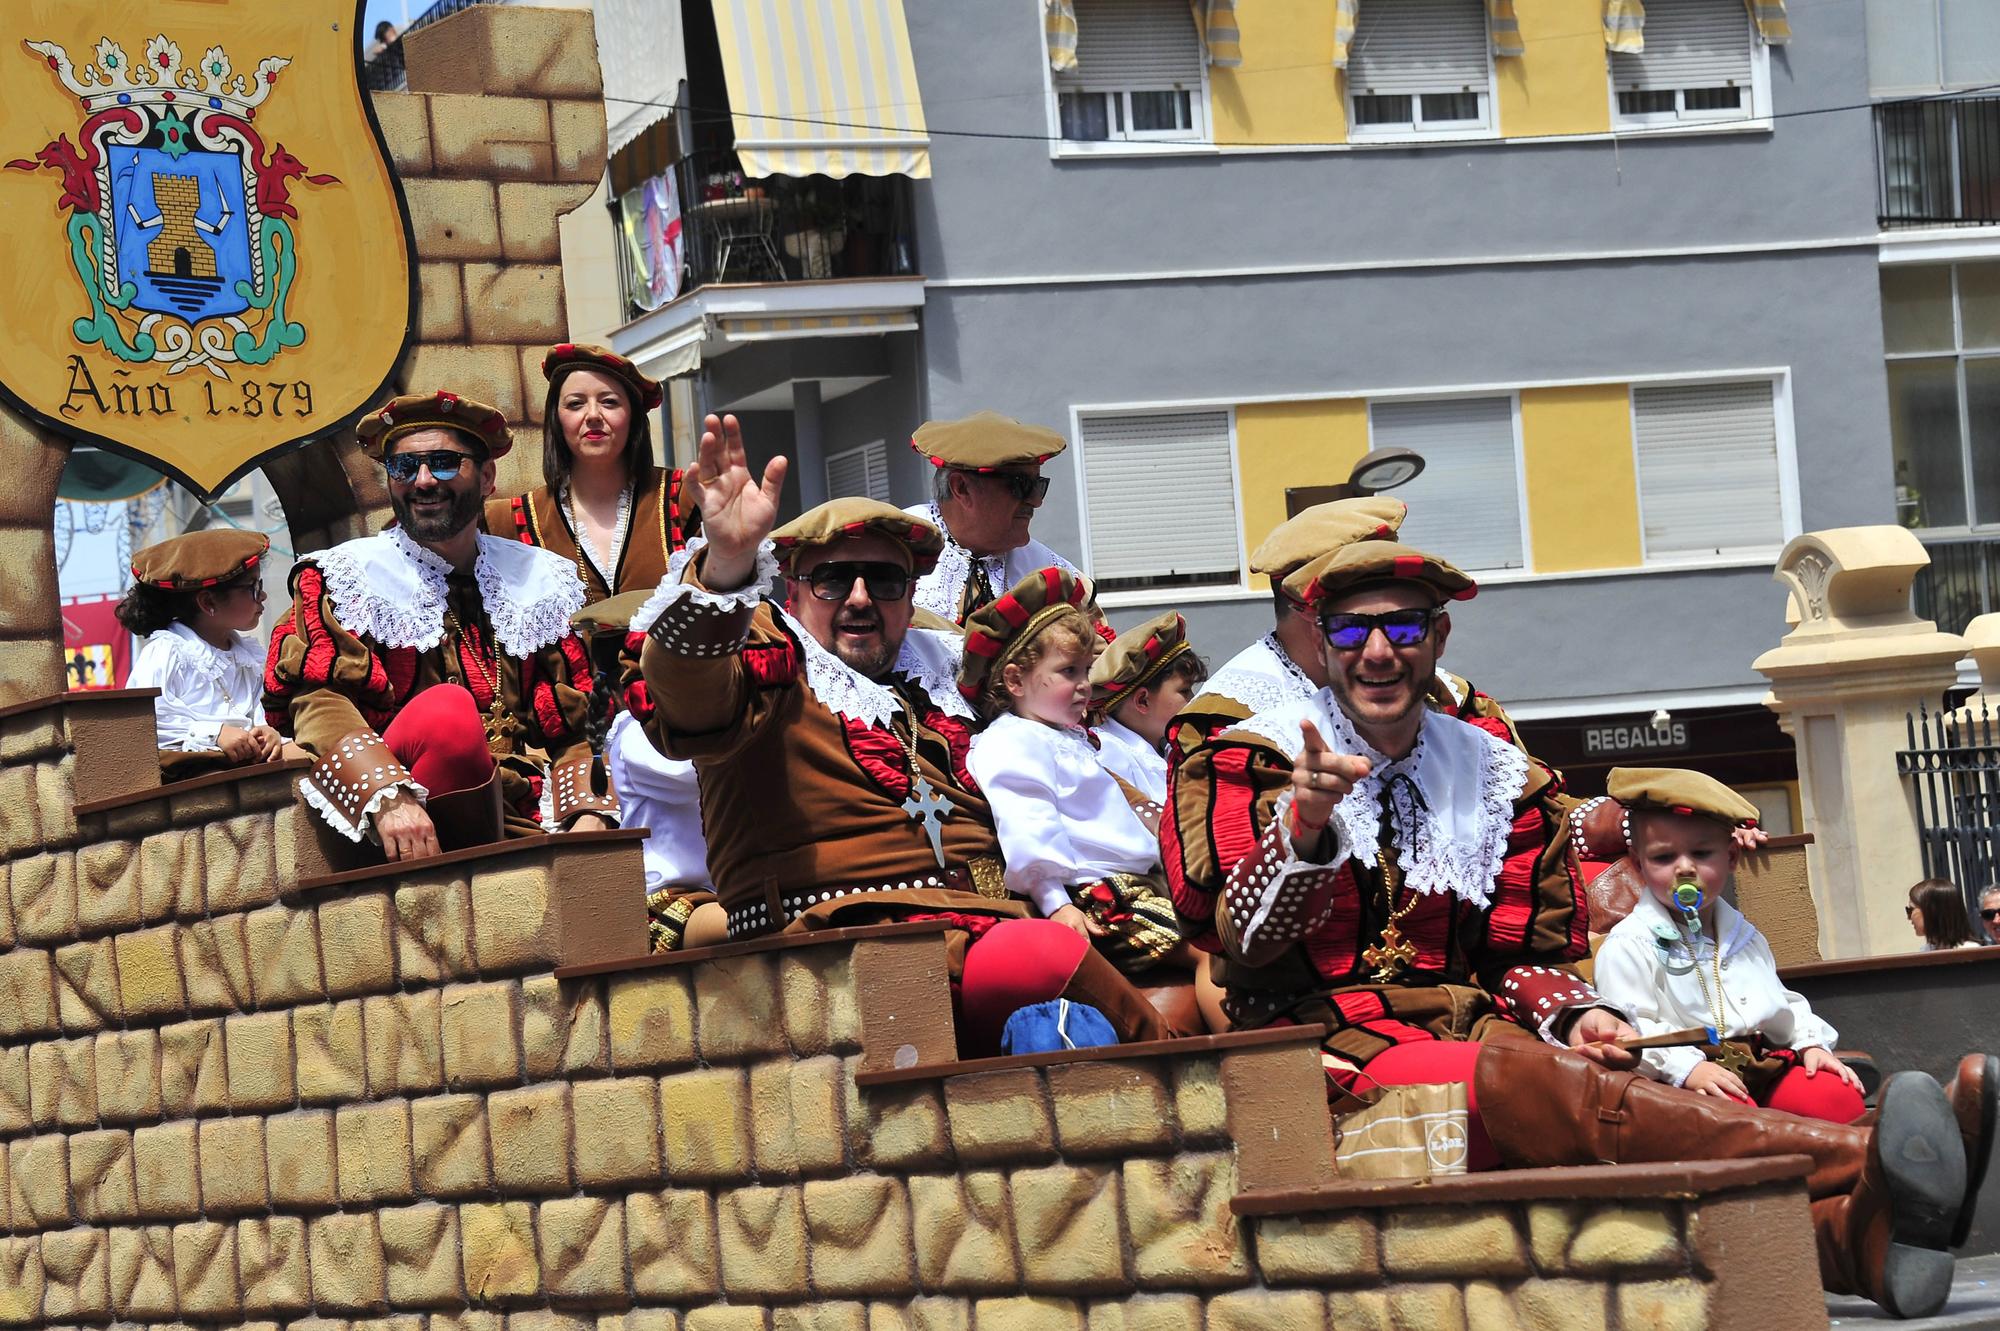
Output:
[1876, 96, 2000, 229]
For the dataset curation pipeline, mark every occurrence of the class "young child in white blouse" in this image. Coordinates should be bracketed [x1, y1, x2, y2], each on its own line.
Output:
[961, 568, 1198, 978]
[120, 529, 292, 772]
[1584, 766, 1865, 1123]
[1088, 608, 1205, 823]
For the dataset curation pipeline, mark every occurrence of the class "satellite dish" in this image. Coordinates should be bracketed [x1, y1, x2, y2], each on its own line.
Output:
[58, 449, 167, 504]
[1349, 447, 1425, 494]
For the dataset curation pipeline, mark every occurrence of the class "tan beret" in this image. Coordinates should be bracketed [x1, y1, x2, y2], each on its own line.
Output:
[572, 588, 657, 636]
[1608, 768, 1762, 827]
[542, 342, 664, 413]
[1090, 610, 1191, 706]
[130, 529, 269, 591]
[358, 390, 512, 461]
[911, 411, 1067, 472]
[959, 567, 1093, 700]
[1250, 497, 1409, 580]
[770, 497, 945, 575]
[1282, 539, 1477, 609]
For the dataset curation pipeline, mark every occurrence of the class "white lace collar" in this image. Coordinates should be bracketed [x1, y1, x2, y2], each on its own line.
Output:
[912, 502, 1002, 621]
[162, 620, 265, 673]
[1196, 632, 1316, 719]
[1236, 692, 1531, 908]
[780, 607, 974, 727]
[307, 526, 585, 658]
[1628, 889, 1756, 963]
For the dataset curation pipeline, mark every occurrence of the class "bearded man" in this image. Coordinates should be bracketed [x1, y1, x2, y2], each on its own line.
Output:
[266, 391, 617, 860]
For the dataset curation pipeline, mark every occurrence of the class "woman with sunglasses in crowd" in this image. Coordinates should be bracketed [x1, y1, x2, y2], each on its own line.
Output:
[486, 344, 700, 606]
[1910, 877, 1984, 951]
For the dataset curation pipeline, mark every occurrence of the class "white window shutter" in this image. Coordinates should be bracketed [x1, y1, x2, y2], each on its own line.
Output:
[1633, 381, 1784, 559]
[1057, 0, 1205, 93]
[1080, 410, 1240, 586]
[1610, 0, 1753, 92]
[826, 441, 891, 503]
[1350, 0, 1490, 95]
[1368, 396, 1525, 572]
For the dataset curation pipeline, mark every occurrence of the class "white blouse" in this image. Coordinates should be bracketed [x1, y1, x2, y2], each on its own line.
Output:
[966, 712, 1160, 916]
[127, 622, 266, 752]
[606, 711, 712, 891]
[1593, 892, 1839, 1086]
[1094, 715, 1167, 803]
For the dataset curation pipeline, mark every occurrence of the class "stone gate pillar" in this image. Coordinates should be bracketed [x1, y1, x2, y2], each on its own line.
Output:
[1753, 527, 1967, 959]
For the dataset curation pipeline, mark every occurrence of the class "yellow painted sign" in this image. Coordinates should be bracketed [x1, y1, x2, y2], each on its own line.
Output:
[0, 1, 412, 499]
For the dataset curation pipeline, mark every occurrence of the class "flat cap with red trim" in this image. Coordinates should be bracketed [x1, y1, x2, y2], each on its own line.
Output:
[357, 391, 513, 461]
[957, 566, 1093, 700]
[1608, 767, 1761, 828]
[1089, 609, 1191, 707]
[541, 342, 664, 413]
[129, 529, 269, 592]
[770, 496, 945, 575]
[1282, 538, 1476, 609]
[911, 411, 1067, 472]
[1250, 496, 1408, 581]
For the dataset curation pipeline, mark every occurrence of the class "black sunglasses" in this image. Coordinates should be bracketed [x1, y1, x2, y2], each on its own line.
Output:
[1321, 608, 1440, 652]
[384, 450, 476, 484]
[799, 561, 911, 602]
[1982, 908, 2000, 922]
[968, 470, 1050, 505]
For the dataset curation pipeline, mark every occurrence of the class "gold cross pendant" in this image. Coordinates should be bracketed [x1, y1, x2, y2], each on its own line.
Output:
[1362, 922, 1418, 983]
[1716, 1042, 1753, 1074]
[483, 698, 524, 748]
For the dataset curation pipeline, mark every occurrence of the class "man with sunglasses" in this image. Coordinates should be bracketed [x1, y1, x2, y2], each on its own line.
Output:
[267, 391, 617, 861]
[1981, 886, 2000, 943]
[904, 411, 1100, 629]
[1166, 537, 1983, 1316]
[625, 413, 1172, 1049]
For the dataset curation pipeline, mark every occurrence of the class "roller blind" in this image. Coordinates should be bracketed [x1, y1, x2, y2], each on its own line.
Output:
[1080, 409, 1240, 586]
[1056, 0, 1206, 93]
[1611, 0, 1753, 92]
[1370, 396, 1524, 571]
[1633, 381, 1785, 558]
[826, 441, 891, 503]
[1350, 0, 1490, 95]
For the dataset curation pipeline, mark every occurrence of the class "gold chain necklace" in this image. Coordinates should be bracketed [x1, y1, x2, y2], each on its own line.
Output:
[442, 609, 522, 748]
[1679, 916, 1750, 1073]
[1362, 887, 1421, 981]
[890, 703, 952, 869]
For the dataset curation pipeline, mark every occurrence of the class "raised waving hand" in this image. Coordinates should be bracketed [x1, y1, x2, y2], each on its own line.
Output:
[691, 413, 789, 590]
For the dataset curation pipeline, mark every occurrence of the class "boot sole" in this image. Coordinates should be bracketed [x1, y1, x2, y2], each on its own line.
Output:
[1877, 1072, 1966, 1318]
[1951, 1054, 1999, 1249]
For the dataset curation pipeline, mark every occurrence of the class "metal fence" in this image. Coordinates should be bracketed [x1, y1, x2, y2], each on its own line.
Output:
[1913, 537, 2000, 636]
[1877, 95, 2000, 228]
[1899, 700, 2000, 925]
[361, 0, 494, 91]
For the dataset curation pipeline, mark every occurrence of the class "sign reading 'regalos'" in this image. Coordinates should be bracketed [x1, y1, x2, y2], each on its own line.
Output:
[0, 1, 412, 499]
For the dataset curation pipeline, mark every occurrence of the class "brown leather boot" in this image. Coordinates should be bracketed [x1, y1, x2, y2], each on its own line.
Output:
[1945, 1053, 1998, 1247]
[1474, 1040, 1867, 1197]
[1812, 1072, 1964, 1317]
[1061, 948, 1179, 1043]
[424, 768, 504, 852]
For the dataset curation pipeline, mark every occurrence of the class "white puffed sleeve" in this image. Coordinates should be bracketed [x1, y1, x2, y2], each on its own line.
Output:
[1590, 932, 1705, 1087]
[966, 718, 1083, 917]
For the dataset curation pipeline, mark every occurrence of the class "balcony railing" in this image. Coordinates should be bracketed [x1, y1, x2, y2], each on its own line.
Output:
[1876, 96, 2000, 228]
[361, 0, 494, 92]
[1914, 535, 2000, 635]
[615, 148, 918, 323]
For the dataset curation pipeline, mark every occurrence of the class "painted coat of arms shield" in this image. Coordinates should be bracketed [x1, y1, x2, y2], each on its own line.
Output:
[0, 1, 413, 498]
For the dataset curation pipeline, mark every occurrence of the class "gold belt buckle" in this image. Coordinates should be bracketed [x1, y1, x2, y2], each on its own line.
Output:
[966, 856, 1008, 900]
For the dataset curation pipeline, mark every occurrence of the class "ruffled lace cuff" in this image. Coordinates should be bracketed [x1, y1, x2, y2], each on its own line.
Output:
[299, 730, 428, 843]
[549, 750, 621, 829]
[1222, 791, 1350, 956]
[630, 538, 777, 658]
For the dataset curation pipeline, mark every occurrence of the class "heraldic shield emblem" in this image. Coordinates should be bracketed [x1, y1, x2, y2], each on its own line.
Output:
[0, 1, 413, 499]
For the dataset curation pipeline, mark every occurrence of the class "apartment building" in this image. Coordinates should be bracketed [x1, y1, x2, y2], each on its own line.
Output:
[605, 0, 1898, 810]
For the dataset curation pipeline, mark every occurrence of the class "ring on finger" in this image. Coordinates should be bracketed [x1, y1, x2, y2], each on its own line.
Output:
[1308, 770, 1319, 788]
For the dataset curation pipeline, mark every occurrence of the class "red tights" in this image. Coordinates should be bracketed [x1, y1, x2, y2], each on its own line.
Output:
[958, 918, 1091, 1055]
[381, 684, 495, 797]
[1762, 1063, 1867, 1123]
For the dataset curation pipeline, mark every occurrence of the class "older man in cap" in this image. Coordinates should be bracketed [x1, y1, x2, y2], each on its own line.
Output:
[1169, 535, 1991, 1317]
[266, 391, 618, 860]
[905, 410, 1098, 628]
[631, 414, 1169, 1051]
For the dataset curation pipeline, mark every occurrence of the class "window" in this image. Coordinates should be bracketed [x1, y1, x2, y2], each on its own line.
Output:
[1610, 0, 1759, 127]
[1631, 381, 1785, 560]
[1053, 0, 1206, 144]
[1368, 396, 1524, 571]
[1346, 0, 1493, 138]
[1078, 409, 1239, 590]
[1881, 262, 2000, 530]
[826, 441, 891, 503]
[1866, 0, 2000, 97]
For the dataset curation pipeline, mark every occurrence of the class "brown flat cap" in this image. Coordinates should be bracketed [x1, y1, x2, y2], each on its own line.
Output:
[1250, 496, 1408, 581]
[1090, 609, 1191, 706]
[771, 497, 945, 575]
[959, 567, 1093, 700]
[1282, 539, 1476, 609]
[542, 342, 664, 412]
[911, 411, 1066, 472]
[130, 529, 269, 591]
[1608, 768, 1762, 827]
[358, 390, 512, 460]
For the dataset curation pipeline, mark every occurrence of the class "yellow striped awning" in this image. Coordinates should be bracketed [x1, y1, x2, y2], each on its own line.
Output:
[1488, 0, 1523, 58]
[718, 311, 920, 342]
[1194, 0, 1242, 68]
[711, 0, 931, 179]
[1046, 0, 1079, 72]
[1745, 0, 1788, 45]
[1332, 0, 1358, 70]
[1603, 0, 1645, 53]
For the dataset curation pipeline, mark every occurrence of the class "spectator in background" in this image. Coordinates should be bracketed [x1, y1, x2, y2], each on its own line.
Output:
[1910, 878, 1982, 951]
[366, 21, 399, 61]
[1978, 885, 2000, 944]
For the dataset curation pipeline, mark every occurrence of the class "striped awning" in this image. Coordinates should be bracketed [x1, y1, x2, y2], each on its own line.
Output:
[1334, 0, 1522, 69]
[717, 311, 919, 342]
[1603, 0, 1791, 53]
[711, 0, 931, 179]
